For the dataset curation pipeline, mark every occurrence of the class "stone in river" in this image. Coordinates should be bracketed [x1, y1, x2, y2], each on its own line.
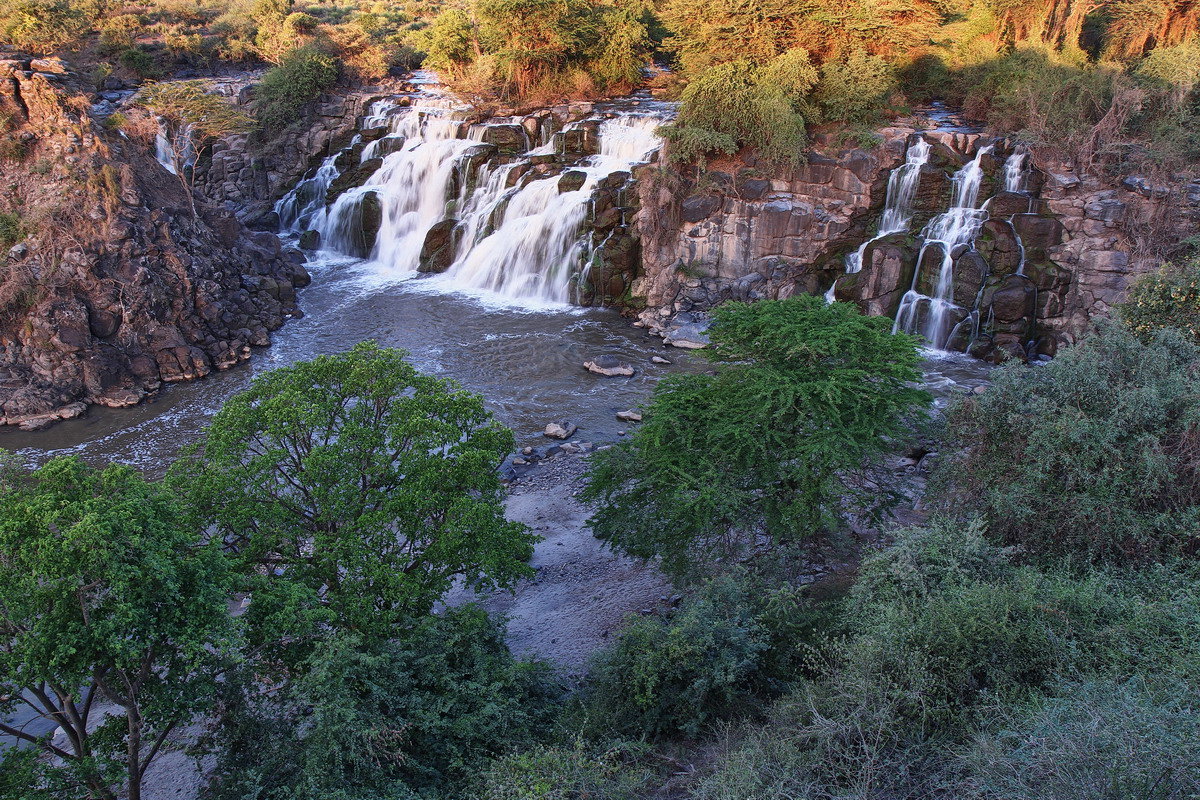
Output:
[616, 410, 642, 422]
[544, 421, 577, 440]
[584, 355, 635, 377]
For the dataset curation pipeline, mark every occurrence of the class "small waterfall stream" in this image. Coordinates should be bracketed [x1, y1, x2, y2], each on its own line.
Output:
[826, 136, 932, 302]
[894, 145, 994, 348]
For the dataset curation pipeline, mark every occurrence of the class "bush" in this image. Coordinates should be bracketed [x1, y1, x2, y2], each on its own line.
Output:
[254, 43, 339, 130]
[659, 52, 815, 168]
[935, 321, 1200, 564]
[583, 574, 831, 737]
[692, 522, 1200, 799]
[815, 49, 896, 124]
[208, 607, 560, 800]
[0, 213, 21, 248]
[584, 296, 930, 578]
[1120, 255, 1200, 343]
[479, 741, 653, 800]
[962, 678, 1200, 800]
[118, 46, 160, 78]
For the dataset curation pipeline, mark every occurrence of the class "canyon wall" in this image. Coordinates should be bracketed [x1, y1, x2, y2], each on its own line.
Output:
[632, 129, 1200, 360]
[0, 56, 310, 428]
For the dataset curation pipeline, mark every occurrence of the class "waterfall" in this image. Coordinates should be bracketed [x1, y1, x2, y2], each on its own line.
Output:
[155, 119, 194, 175]
[298, 97, 665, 305]
[275, 154, 340, 232]
[826, 136, 931, 302]
[438, 115, 662, 304]
[894, 144, 994, 349]
[1003, 149, 1028, 193]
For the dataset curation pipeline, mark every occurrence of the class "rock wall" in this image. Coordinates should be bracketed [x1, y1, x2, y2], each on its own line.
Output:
[632, 128, 1200, 360]
[194, 79, 406, 226]
[0, 56, 310, 428]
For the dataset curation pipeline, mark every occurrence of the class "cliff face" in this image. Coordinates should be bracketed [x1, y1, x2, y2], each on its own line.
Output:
[632, 128, 1200, 360]
[0, 56, 310, 428]
[194, 82, 404, 227]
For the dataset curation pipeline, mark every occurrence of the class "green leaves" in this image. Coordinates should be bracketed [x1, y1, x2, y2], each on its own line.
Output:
[170, 341, 536, 651]
[584, 296, 930, 579]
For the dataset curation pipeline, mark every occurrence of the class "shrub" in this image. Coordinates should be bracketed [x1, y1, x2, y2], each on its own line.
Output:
[208, 607, 560, 800]
[118, 46, 160, 78]
[582, 574, 831, 737]
[254, 43, 339, 130]
[479, 741, 653, 800]
[935, 321, 1200, 564]
[659, 53, 814, 168]
[0, 213, 21, 248]
[1120, 255, 1200, 343]
[0, 0, 90, 54]
[584, 296, 930, 578]
[815, 49, 896, 124]
[962, 678, 1200, 800]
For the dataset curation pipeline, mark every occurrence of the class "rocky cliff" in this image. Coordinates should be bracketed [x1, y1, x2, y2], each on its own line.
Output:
[632, 127, 1200, 361]
[0, 56, 310, 428]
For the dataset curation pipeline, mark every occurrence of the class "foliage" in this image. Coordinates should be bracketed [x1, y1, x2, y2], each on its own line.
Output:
[583, 576, 773, 737]
[207, 607, 560, 800]
[660, 55, 813, 168]
[0, 213, 21, 249]
[962, 678, 1200, 800]
[690, 521, 1200, 798]
[1121, 254, 1200, 343]
[253, 43, 339, 129]
[815, 49, 896, 124]
[479, 740, 653, 800]
[0, 0, 92, 54]
[118, 46, 160, 78]
[0, 455, 233, 800]
[584, 296, 930, 578]
[935, 321, 1200, 564]
[170, 341, 535, 656]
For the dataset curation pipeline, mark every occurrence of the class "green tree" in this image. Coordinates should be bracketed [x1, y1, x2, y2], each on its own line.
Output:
[207, 608, 558, 800]
[419, 8, 478, 79]
[935, 321, 1200, 564]
[170, 342, 535, 653]
[136, 80, 254, 213]
[584, 296, 930, 578]
[660, 51, 816, 168]
[0, 456, 232, 800]
[253, 43, 339, 130]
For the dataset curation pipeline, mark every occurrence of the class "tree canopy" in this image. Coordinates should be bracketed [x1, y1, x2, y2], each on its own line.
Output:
[170, 341, 536, 652]
[0, 455, 232, 800]
[584, 296, 931, 579]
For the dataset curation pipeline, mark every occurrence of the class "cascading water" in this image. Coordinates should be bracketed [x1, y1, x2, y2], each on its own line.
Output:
[276, 155, 339, 231]
[894, 144, 994, 348]
[997, 148, 1033, 275]
[155, 119, 194, 175]
[284, 96, 667, 305]
[438, 115, 662, 304]
[825, 136, 931, 302]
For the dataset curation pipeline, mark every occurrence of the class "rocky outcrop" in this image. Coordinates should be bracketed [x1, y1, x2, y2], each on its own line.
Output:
[194, 80, 405, 224]
[632, 127, 1200, 361]
[0, 56, 309, 428]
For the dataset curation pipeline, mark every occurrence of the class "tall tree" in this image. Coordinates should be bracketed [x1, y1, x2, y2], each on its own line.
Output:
[170, 342, 536, 655]
[0, 455, 233, 800]
[584, 296, 931, 579]
[136, 80, 253, 214]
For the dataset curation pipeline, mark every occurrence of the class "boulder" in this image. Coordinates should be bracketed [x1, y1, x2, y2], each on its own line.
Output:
[584, 355, 635, 376]
[680, 194, 721, 223]
[544, 421, 577, 440]
[299, 229, 320, 250]
[558, 170, 588, 193]
[616, 409, 643, 422]
[418, 219, 458, 273]
[325, 157, 382, 204]
[479, 124, 527, 154]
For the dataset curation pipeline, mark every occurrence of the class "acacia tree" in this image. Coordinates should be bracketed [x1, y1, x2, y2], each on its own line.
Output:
[136, 80, 253, 214]
[584, 296, 931, 579]
[169, 341, 536, 655]
[0, 456, 233, 800]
